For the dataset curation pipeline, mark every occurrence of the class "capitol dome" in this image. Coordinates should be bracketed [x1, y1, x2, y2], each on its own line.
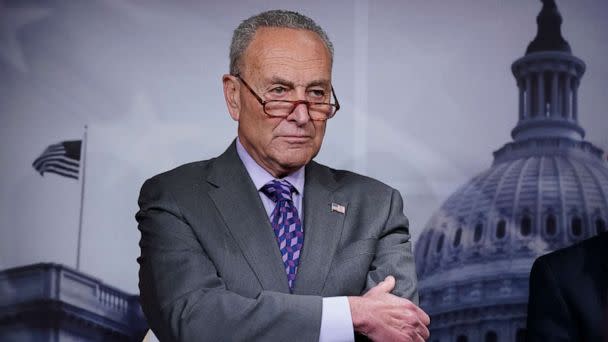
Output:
[414, 1, 608, 341]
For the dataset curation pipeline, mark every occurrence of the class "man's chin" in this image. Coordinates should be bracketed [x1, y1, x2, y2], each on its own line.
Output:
[278, 158, 309, 170]
[271, 144, 320, 169]
[275, 153, 315, 171]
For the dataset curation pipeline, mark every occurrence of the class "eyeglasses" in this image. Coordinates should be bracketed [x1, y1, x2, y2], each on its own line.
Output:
[234, 74, 340, 121]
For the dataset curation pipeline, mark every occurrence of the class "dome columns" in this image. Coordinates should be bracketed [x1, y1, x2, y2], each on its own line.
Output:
[536, 71, 545, 118]
[517, 66, 577, 120]
[561, 72, 571, 119]
[572, 78, 579, 120]
[511, 52, 585, 141]
[550, 72, 559, 118]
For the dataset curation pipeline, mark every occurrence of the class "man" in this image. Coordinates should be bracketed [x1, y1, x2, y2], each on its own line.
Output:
[136, 10, 429, 342]
[526, 231, 608, 341]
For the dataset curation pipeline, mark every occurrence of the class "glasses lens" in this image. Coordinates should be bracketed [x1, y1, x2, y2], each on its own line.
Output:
[264, 101, 335, 120]
[265, 101, 294, 117]
[309, 103, 334, 120]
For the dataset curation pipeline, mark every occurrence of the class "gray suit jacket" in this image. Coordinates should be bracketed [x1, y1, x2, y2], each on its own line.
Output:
[136, 141, 418, 342]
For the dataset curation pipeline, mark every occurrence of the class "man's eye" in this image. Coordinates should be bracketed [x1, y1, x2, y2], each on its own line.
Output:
[310, 89, 325, 97]
[270, 87, 287, 94]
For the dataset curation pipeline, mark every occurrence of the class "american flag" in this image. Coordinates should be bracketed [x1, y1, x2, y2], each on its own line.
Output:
[32, 140, 82, 180]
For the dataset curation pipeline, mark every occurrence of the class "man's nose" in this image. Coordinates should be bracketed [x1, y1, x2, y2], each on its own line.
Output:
[289, 101, 311, 125]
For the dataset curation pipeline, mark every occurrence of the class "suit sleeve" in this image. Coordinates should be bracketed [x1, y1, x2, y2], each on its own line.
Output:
[526, 256, 574, 342]
[363, 188, 419, 303]
[136, 177, 322, 342]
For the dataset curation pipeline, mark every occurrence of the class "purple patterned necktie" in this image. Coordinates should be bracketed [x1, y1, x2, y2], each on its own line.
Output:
[261, 179, 304, 292]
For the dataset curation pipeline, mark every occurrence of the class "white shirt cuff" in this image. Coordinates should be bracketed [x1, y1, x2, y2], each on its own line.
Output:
[319, 296, 354, 342]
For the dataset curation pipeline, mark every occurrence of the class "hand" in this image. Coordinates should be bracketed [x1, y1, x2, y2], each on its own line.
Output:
[348, 276, 430, 341]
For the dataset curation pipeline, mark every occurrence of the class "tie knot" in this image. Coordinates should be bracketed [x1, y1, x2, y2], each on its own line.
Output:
[261, 180, 296, 203]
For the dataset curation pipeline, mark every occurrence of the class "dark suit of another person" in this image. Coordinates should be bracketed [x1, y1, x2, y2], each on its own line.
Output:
[526, 232, 608, 341]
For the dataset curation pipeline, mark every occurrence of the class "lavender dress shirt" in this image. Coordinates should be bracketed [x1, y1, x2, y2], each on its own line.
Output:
[236, 138, 354, 342]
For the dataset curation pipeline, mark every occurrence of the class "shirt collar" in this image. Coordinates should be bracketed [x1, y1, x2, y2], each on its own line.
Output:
[236, 137, 305, 195]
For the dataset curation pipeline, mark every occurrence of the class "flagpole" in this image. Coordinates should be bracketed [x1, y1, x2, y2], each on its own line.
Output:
[76, 125, 88, 270]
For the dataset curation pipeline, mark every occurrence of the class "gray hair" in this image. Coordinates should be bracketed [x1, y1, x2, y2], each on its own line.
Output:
[229, 9, 334, 75]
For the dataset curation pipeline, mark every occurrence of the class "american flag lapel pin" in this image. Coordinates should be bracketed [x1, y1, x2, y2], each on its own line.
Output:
[331, 202, 346, 214]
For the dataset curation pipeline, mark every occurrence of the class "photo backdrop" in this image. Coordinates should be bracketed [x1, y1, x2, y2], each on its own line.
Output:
[1, 0, 607, 296]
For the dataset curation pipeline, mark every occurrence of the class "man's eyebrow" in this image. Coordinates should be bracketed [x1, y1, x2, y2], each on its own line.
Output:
[266, 76, 294, 87]
[307, 79, 332, 88]
[266, 76, 331, 88]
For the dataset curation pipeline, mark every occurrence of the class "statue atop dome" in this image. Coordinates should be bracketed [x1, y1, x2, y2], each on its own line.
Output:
[526, 0, 571, 54]
[541, 0, 556, 8]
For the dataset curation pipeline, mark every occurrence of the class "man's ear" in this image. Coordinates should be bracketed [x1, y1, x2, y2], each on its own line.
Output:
[222, 74, 240, 121]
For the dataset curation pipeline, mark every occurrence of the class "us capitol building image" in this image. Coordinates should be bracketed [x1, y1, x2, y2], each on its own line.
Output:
[415, 0, 608, 341]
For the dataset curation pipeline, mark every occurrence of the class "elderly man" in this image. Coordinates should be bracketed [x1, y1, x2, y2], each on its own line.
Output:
[136, 9, 429, 342]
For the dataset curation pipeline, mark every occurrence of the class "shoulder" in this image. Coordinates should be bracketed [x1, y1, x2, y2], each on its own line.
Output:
[309, 160, 400, 198]
[533, 233, 607, 275]
[138, 158, 219, 198]
[147, 159, 214, 184]
[141, 141, 240, 190]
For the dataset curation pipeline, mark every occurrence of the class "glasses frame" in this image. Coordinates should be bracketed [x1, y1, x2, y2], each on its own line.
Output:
[233, 74, 340, 121]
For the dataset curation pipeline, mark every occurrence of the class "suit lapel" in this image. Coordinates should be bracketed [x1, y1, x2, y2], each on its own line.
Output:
[207, 142, 290, 293]
[293, 161, 347, 295]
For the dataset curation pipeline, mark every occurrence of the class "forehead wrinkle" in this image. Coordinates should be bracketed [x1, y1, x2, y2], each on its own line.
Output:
[258, 47, 325, 61]
[254, 59, 331, 85]
[256, 55, 327, 71]
[264, 75, 331, 88]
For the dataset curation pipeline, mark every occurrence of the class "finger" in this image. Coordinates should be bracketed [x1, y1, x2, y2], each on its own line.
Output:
[396, 309, 430, 341]
[414, 306, 431, 326]
[417, 320, 430, 340]
[401, 322, 426, 342]
[381, 275, 395, 292]
[367, 275, 395, 295]
[403, 321, 428, 342]
[400, 299, 430, 326]
[402, 299, 430, 325]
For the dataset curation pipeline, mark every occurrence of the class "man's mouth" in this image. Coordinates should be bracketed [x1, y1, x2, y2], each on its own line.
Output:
[279, 135, 312, 143]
